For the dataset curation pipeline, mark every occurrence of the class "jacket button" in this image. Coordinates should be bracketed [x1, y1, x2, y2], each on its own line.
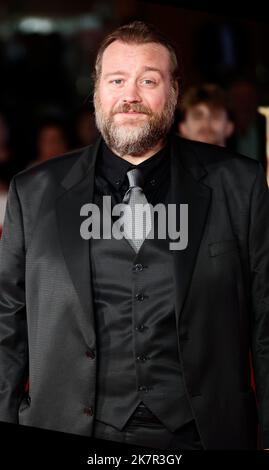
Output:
[86, 349, 95, 359]
[84, 406, 94, 416]
[135, 324, 145, 332]
[135, 293, 145, 301]
[27, 396, 31, 405]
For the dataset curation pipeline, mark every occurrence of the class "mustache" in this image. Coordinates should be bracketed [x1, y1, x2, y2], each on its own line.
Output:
[112, 103, 152, 115]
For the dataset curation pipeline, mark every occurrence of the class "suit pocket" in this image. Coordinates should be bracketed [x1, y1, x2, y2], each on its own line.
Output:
[209, 239, 239, 257]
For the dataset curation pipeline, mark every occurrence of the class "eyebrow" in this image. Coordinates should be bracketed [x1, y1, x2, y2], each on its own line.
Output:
[103, 66, 164, 79]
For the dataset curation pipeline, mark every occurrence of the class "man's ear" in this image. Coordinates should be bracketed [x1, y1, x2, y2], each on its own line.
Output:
[178, 121, 188, 137]
[225, 121, 235, 139]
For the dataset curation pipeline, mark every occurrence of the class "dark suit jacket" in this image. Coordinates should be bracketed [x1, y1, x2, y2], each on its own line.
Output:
[0, 134, 269, 449]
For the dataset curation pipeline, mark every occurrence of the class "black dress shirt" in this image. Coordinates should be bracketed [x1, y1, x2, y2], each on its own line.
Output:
[94, 139, 171, 210]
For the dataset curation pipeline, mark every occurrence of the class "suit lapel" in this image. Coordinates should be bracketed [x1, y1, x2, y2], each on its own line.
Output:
[56, 138, 101, 320]
[170, 136, 212, 324]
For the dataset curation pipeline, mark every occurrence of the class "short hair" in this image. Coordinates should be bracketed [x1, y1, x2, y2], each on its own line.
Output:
[92, 21, 179, 88]
[180, 84, 234, 120]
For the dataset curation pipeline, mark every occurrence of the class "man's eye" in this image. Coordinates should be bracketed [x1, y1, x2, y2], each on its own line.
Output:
[111, 79, 123, 85]
[142, 79, 155, 85]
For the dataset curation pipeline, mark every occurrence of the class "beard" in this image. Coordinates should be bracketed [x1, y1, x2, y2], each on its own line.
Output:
[94, 87, 177, 156]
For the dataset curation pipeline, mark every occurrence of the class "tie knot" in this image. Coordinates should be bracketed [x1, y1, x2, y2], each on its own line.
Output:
[127, 168, 144, 189]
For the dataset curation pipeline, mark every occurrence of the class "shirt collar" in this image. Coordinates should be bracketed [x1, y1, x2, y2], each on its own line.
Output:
[98, 139, 169, 191]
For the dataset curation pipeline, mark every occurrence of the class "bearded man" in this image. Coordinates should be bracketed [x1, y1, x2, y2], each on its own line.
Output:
[0, 21, 269, 451]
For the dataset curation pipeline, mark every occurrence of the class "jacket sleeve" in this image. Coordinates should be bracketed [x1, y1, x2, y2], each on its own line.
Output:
[0, 177, 28, 423]
[249, 164, 269, 449]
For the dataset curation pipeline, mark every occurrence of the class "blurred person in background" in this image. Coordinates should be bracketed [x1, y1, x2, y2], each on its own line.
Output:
[177, 83, 234, 147]
[75, 105, 99, 147]
[0, 111, 19, 183]
[227, 79, 267, 172]
[0, 113, 12, 166]
[35, 118, 70, 163]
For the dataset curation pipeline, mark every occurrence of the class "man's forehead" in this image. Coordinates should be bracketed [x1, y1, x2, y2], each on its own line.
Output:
[101, 40, 170, 73]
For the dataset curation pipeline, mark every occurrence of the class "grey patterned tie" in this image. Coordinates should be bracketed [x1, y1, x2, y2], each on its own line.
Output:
[119, 168, 152, 253]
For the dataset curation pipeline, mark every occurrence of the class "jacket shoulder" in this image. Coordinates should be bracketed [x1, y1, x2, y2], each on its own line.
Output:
[175, 136, 263, 190]
[13, 146, 91, 189]
[178, 136, 260, 173]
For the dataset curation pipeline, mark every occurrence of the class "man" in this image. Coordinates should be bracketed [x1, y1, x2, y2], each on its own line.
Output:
[177, 83, 234, 147]
[0, 21, 269, 450]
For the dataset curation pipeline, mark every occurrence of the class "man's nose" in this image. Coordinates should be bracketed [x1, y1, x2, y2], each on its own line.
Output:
[122, 81, 142, 103]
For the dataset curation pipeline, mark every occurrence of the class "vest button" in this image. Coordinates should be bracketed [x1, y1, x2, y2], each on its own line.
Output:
[135, 324, 145, 332]
[138, 385, 149, 392]
[84, 406, 94, 416]
[133, 263, 143, 272]
[135, 293, 145, 301]
[136, 354, 148, 362]
[86, 349, 95, 359]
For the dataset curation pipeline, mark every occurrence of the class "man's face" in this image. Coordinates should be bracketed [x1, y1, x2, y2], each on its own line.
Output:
[179, 103, 234, 147]
[94, 40, 178, 156]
